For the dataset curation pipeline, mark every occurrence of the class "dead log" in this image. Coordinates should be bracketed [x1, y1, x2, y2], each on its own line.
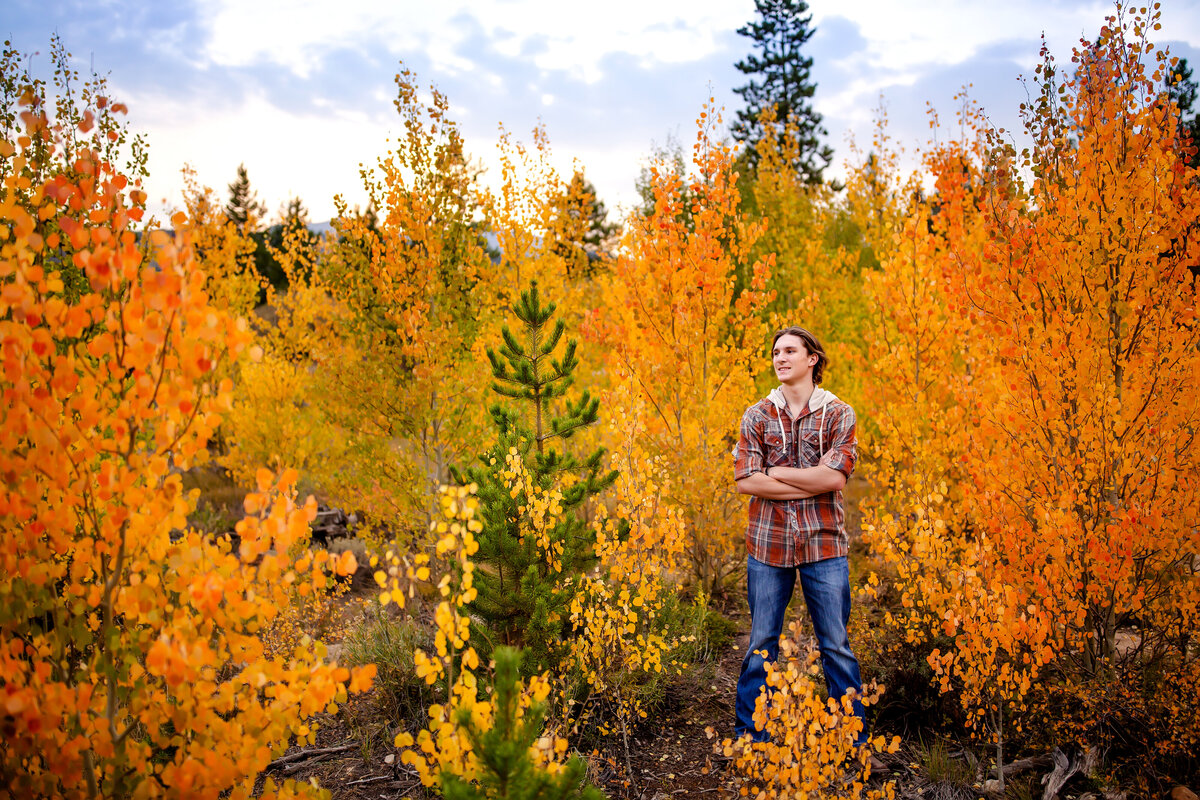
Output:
[1041, 746, 1100, 800]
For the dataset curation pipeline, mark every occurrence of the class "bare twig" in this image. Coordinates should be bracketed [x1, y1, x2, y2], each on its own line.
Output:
[344, 775, 402, 787]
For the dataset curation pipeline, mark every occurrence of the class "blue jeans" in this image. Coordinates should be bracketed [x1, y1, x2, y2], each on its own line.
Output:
[735, 555, 866, 743]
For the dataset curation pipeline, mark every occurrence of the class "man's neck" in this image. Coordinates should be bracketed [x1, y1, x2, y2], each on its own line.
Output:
[779, 379, 815, 417]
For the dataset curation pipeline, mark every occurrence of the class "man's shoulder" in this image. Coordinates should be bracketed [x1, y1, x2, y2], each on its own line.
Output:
[825, 396, 857, 426]
[741, 397, 778, 422]
[828, 396, 856, 415]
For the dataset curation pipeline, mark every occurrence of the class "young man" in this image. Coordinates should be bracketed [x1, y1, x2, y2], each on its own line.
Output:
[732, 326, 866, 744]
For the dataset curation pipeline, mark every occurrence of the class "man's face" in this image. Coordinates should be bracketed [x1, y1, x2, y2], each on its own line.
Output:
[772, 334, 815, 384]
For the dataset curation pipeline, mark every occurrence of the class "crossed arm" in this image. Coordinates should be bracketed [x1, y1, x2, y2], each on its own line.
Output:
[735, 452, 847, 500]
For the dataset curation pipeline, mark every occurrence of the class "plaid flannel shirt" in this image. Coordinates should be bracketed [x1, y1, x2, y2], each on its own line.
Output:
[732, 394, 857, 567]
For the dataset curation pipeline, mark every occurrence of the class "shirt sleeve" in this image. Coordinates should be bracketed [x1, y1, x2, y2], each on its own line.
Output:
[733, 408, 765, 481]
[823, 404, 857, 478]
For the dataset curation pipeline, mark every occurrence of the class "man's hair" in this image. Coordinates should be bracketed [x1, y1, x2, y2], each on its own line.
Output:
[772, 326, 828, 385]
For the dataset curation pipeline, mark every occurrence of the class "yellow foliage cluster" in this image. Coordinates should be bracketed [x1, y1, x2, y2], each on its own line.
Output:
[713, 622, 899, 800]
[568, 388, 695, 731]
[499, 446, 567, 573]
[221, 351, 335, 485]
[393, 485, 577, 789]
[177, 165, 261, 321]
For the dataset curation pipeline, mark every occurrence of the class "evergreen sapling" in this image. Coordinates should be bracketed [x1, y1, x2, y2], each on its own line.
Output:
[455, 282, 620, 674]
[440, 647, 605, 800]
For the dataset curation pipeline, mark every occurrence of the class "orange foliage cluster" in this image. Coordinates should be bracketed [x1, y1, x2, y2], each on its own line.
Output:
[859, 5, 1200, 784]
[0, 82, 371, 797]
[586, 101, 775, 596]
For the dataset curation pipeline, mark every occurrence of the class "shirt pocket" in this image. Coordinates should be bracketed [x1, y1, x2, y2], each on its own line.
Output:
[800, 429, 823, 467]
[763, 431, 789, 467]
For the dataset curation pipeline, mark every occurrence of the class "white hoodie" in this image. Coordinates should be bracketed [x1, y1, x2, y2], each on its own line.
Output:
[765, 385, 838, 457]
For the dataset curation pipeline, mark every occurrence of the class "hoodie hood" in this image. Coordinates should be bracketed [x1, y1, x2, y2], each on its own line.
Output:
[765, 386, 839, 456]
[766, 385, 838, 413]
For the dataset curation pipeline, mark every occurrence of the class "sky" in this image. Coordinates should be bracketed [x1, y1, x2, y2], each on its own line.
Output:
[7, 0, 1200, 224]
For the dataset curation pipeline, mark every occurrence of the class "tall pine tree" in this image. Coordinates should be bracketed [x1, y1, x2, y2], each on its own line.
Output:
[732, 0, 832, 183]
[455, 282, 618, 674]
[1168, 57, 1200, 170]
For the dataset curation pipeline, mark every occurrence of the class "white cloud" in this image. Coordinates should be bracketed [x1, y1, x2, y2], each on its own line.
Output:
[193, 0, 757, 81]
[806, 0, 1200, 185]
[811, 1, 1099, 71]
[810, 1, 1200, 77]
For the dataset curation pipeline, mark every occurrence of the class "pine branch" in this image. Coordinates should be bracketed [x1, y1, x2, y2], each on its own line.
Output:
[486, 348, 510, 381]
[499, 326, 524, 362]
[539, 318, 566, 356]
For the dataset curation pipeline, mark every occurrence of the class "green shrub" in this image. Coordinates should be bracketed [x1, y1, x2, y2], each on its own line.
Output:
[454, 282, 618, 676]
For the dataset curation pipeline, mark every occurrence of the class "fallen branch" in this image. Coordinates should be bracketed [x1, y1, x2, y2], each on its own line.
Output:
[281, 752, 338, 777]
[1001, 752, 1055, 778]
[982, 747, 1087, 796]
[267, 743, 358, 770]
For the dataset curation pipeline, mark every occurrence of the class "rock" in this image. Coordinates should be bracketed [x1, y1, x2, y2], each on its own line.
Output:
[1170, 788, 1198, 800]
